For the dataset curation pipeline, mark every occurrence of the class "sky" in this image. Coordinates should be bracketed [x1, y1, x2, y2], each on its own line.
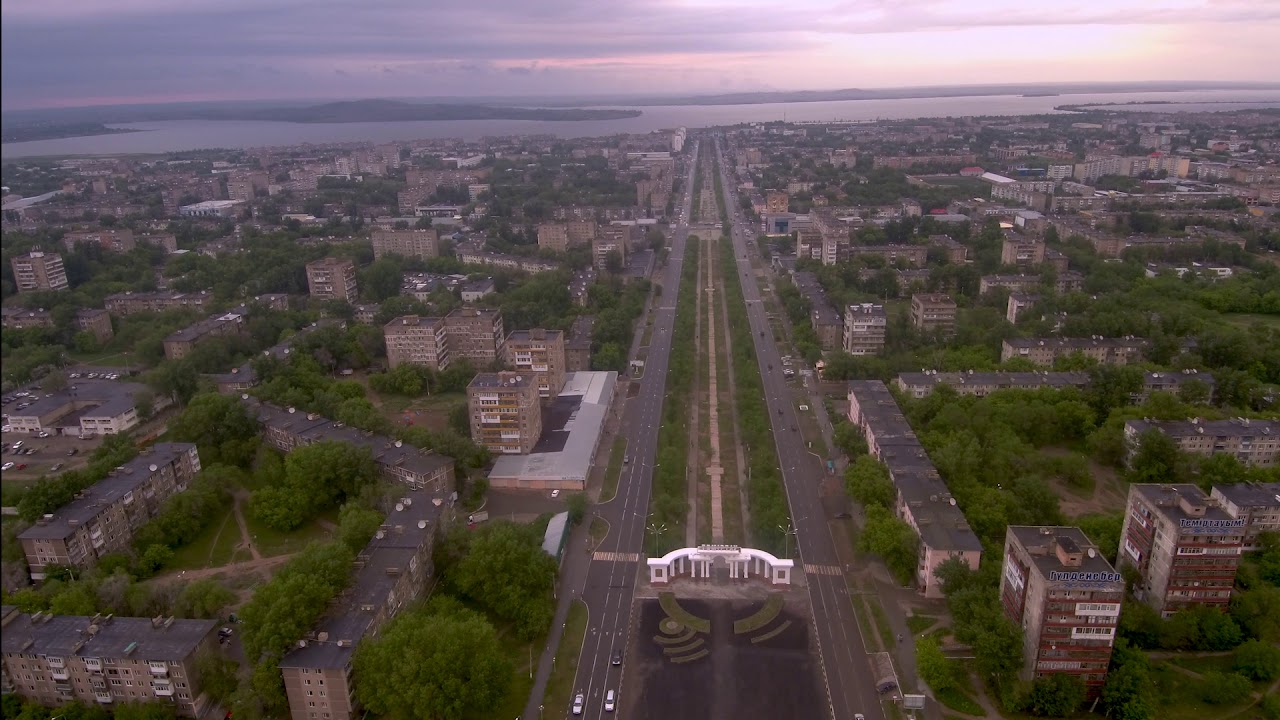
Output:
[2, 0, 1278, 110]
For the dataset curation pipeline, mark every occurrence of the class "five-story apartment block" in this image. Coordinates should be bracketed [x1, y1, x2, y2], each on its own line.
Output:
[843, 303, 887, 356]
[444, 307, 505, 366]
[18, 444, 201, 581]
[384, 315, 450, 370]
[371, 228, 439, 260]
[909, 294, 957, 336]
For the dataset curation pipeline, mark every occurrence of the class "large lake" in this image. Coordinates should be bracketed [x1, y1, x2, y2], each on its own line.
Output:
[3, 89, 1278, 159]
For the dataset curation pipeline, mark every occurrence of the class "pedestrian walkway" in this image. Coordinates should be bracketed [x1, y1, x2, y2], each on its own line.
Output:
[804, 563, 842, 576]
[593, 551, 641, 562]
[704, 233, 725, 543]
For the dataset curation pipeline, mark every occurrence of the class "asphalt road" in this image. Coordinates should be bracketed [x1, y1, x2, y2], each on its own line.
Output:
[712, 135, 886, 720]
[567, 140, 702, 720]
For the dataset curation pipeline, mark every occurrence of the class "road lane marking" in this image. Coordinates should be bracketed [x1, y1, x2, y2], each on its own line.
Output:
[804, 563, 843, 576]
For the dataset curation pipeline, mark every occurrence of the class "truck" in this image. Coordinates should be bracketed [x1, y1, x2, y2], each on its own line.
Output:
[468, 511, 489, 525]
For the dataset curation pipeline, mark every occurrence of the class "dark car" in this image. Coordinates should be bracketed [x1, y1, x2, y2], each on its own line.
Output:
[611, 649, 622, 666]
[67, 448, 78, 456]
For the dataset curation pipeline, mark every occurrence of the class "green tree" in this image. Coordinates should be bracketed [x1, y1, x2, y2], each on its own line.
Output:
[1233, 638, 1280, 681]
[174, 579, 236, 619]
[843, 456, 895, 510]
[169, 392, 261, 467]
[337, 502, 385, 552]
[353, 605, 511, 720]
[1025, 673, 1085, 717]
[449, 522, 558, 640]
[857, 505, 919, 585]
[249, 442, 379, 531]
[565, 492, 587, 526]
[915, 635, 956, 693]
[193, 651, 240, 704]
[1127, 429, 1183, 484]
[1198, 671, 1252, 705]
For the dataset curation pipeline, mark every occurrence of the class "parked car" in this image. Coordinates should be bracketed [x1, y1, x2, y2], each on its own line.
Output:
[67, 448, 78, 456]
[1, 462, 13, 471]
[50, 464, 63, 472]
[551, 489, 560, 498]
[16, 464, 26, 471]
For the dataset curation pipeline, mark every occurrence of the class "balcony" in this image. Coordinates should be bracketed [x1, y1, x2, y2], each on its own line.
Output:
[95, 692, 113, 704]
[152, 683, 174, 697]
[51, 668, 70, 680]
[149, 662, 169, 675]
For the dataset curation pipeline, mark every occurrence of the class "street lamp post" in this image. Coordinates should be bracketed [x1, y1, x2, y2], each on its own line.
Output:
[777, 523, 797, 559]
[646, 521, 667, 557]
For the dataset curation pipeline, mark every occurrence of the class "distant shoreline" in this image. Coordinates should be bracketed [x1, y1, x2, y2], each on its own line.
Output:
[1, 123, 145, 144]
[1057, 100, 1280, 112]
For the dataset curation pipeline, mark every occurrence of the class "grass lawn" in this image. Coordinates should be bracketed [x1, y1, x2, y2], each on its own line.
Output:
[243, 509, 336, 557]
[544, 600, 589, 715]
[906, 614, 938, 635]
[934, 668, 984, 716]
[853, 593, 881, 653]
[602, 437, 626, 502]
[1224, 313, 1280, 330]
[589, 517, 609, 544]
[66, 350, 140, 367]
[168, 504, 240, 570]
[1149, 662, 1255, 720]
[865, 595, 896, 650]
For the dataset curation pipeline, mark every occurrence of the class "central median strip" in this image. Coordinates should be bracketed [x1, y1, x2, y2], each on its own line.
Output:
[711, 148, 792, 555]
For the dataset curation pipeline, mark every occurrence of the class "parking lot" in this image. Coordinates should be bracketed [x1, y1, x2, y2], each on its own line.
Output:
[623, 597, 824, 720]
[1, 430, 100, 482]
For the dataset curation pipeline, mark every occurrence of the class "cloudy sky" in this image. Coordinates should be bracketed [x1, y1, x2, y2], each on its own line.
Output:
[2, 0, 1277, 110]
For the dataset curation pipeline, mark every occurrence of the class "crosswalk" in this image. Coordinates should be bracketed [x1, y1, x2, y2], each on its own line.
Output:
[804, 563, 843, 577]
[593, 551, 642, 562]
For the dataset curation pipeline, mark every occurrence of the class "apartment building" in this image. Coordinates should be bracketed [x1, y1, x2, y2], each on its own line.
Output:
[467, 372, 543, 454]
[592, 236, 627, 272]
[305, 257, 358, 303]
[248, 401, 454, 491]
[765, 191, 789, 213]
[1118, 484, 1244, 617]
[1006, 293, 1040, 324]
[928, 235, 968, 264]
[460, 278, 496, 303]
[280, 492, 440, 720]
[505, 329, 566, 400]
[895, 371, 1091, 399]
[1, 609, 219, 717]
[792, 272, 843, 350]
[63, 229, 136, 253]
[1000, 527, 1123, 694]
[566, 219, 598, 247]
[104, 291, 211, 316]
[1001, 337, 1147, 366]
[10, 251, 69, 292]
[384, 315, 450, 370]
[1000, 236, 1046, 267]
[909, 294, 956, 336]
[847, 244, 927, 268]
[846, 380, 982, 597]
[1, 307, 54, 330]
[566, 316, 594, 373]
[537, 223, 571, 252]
[456, 247, 561, 274]
[76, 309, 114, 343]
[843, 303, 887, 356]
[17, 444, 201, 581]
[444, 307, 505, 366]
[162, 311, 246, 360]
[371, 228, 439, 260]
[1209, 483, 1280, 551]
[1123, 418, 1278, 468]
[980, 274, 1040, 296]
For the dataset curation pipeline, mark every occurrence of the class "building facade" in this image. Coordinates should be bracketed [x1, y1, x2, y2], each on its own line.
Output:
[1000, 527, 1123, 694]
[444, 307, 505, 366]
[1117, 484, 1244, 617]
[371, 228, 439, 260]
[1, 609, 219, 717]
[384, 315, 450, 370]
[1001, 337, 1147, 366]
[305, 257, 358, 303]
[17, 444, 202, 581]
[1123, 418, 1277, 468]
[843, 303, 887, 356]
[909, 294, 956, 336]
[75, 309, 114, 343]
[566, 316, 594, 373]
[467, 372, 542, 454]
[505, 329, 566, 400]
[10, 251, 69, 293]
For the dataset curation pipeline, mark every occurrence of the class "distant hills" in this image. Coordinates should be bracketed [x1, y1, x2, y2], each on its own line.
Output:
[231, 100, 641, 123]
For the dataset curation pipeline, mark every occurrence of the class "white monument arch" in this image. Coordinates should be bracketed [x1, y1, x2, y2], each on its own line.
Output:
[647, 544, 794, 586]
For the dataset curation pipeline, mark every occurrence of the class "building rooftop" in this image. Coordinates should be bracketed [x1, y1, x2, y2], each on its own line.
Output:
[898, 371, 1090, 391]
[507, 329, 564, 343]
[1, 612, 216, 662]
[279, 491, 442, 671]
[1126, 417, 1275, 439]
[469, 372, 537, 390]
[488, 372, 617, 487]
[1212, 483, 1280, 509]
[1130, 483, 1240, 527]
[1008, 525, 1119, 580]
[17, 443, 198, 542]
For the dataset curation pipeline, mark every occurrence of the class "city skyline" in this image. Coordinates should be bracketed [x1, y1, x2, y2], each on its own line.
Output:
[2, 0, 1279, 110]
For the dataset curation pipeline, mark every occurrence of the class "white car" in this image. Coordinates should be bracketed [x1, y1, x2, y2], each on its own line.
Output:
[551, 489, 560, 498]
[1, 462, 13, 471]
[604, 690, 616, 712]
[572, 693, 584, 715]
[1, 425, 10, 433]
